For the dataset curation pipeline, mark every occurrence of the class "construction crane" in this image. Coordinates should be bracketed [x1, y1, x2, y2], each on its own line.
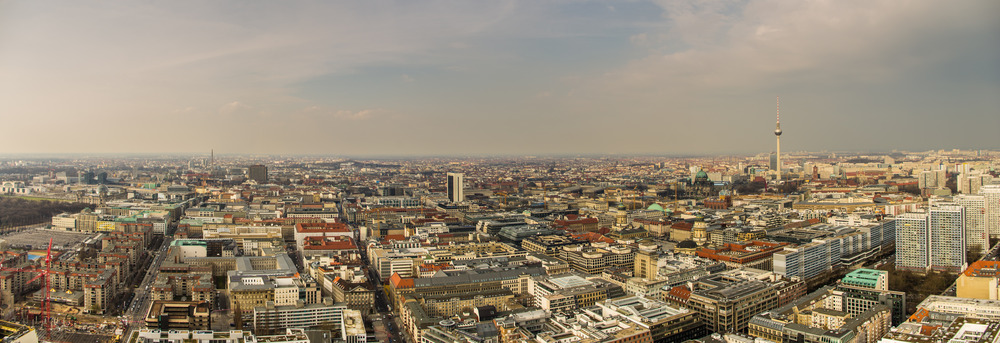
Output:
[495, 192, 508, 208]
[0, 238, 54, 341]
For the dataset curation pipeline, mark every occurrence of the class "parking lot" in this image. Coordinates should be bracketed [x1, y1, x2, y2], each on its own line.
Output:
[0, 228, 97, 250]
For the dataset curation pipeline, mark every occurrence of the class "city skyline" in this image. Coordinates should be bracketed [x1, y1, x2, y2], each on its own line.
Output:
[1, 1, 998, 156]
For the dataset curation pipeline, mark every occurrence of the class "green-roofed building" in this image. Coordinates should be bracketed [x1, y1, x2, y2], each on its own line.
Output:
[836, 268, 906, 325]
[171, 239, 208, 247]
[841, 268, 887, 290]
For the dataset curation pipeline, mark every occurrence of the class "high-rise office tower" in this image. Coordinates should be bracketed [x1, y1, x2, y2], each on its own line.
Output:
[773, 97, 782, 180]
[982, 185, 1000, 241]
[447, 172, 464, 203]
[954, 195, 988, 254]
[249, 165, 267, 183]
[929, 204, 966, 272]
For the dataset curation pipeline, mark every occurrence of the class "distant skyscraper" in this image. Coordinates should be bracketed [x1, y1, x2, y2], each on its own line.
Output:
[447, 172, 464, 203]
[774, 97, 782, 180]
[959, 172, 992, 194]
[769, 153, 778, 171]
[249, 165, 267, 183]
[918, 170, 947, 190]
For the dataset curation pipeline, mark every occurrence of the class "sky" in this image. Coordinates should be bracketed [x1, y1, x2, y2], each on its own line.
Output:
[1, 1, 998, 157]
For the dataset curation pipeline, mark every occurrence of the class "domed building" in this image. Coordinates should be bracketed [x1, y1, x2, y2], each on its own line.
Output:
[690, 170, 715, 196]
[675, 240, 699, 255]
[695, 170, 709, 183]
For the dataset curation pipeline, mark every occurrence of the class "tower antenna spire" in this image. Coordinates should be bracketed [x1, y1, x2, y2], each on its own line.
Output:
[774, 96, 782, 182]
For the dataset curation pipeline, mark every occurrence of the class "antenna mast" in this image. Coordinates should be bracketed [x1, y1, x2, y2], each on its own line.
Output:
[774, 96, 783, 182]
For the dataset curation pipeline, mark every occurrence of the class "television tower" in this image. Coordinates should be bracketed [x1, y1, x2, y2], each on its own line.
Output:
[774, 96, 782, 181]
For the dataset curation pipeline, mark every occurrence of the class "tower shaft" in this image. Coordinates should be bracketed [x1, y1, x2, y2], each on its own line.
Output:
[776, 136, 781, 181]
[774, 96, 782, 181]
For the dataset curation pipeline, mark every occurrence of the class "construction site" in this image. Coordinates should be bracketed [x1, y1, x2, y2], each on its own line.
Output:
[0, 225, 154, 342]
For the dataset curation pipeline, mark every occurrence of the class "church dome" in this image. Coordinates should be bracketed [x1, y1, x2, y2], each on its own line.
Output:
[677, 240, 698, 249]
[647, 203, 665, 212]
[695, 170, 709, 180]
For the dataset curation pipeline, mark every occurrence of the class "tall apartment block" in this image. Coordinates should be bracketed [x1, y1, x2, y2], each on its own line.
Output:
[954, 195, 988, 254]
[249, 164, 267, 183]
[895, 205, 967, 273]
[929, 205, 966, 272]
[982, 185, 1000, 241]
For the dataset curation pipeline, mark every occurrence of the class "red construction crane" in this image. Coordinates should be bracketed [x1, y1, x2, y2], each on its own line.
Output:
[0, 238, 54, 341]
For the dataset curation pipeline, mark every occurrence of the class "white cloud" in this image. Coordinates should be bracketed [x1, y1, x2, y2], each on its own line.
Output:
[334, 110, 377, 121]
[218, 101, 252, 115]
[300, 106, 385, 121]
[0, 0, 995, 155]
[597, 1, 996, 94]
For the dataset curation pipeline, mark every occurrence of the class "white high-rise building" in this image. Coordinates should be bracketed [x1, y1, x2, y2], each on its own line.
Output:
[895, 205, 968, 273]
[981, 185, 1000, 241]
[895, 212, 929, 272]
[446, 172, 464, 203]
[929, 204, 966, 272]
[958, 172, 991, 194]
[955, 194, 988, 254]
[918, 170, 947, 189]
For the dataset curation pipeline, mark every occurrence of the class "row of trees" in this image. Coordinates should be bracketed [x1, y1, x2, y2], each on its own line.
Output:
[884, 266, 958, 315]
[0, 197, 90, 229]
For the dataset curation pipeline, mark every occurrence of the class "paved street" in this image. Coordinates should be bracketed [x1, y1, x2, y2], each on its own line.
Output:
[121, 237, 172, 342]
[361, 242, 411, 343]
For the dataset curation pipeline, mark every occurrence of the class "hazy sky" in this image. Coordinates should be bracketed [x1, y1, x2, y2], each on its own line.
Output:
[1, 1, 998, 156]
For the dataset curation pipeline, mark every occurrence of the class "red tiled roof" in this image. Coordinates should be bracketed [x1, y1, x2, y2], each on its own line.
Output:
[909, 308, 929, 322]
[302, 236, 357, 250]
[963, 261, 1000, 277]
[389, 272, 413, 289]
[381, 234, 407, 242]
[671, 222, 693, 231]
[296, 222, 350, 233]
[667, 285, 691, 301]
[570, 232, 615, 244]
